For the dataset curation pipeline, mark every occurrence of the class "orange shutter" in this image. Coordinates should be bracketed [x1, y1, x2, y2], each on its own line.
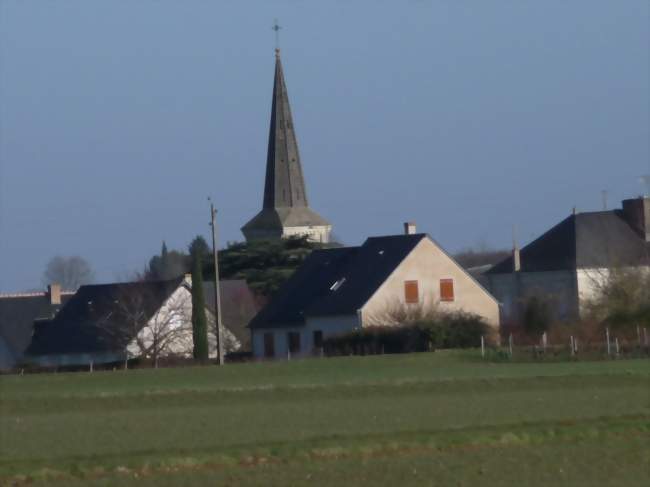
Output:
[404, 280, 419, 304]
[440, 279, 455, 302]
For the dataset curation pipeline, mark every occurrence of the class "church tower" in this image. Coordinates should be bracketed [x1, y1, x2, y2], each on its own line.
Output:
[242, 49, 332, 243]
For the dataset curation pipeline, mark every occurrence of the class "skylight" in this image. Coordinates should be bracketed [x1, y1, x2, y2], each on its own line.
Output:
[330, 278, 346, 292]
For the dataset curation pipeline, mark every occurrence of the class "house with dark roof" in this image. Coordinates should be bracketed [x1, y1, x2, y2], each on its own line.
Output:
[26, 277, 259, 367]
[0, 285, 74, 370]
[482, 197, 650, 323]
[249, 224, 500, 359]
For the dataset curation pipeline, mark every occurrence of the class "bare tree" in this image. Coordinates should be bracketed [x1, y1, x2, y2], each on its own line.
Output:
[42, 255, 94, 290]
[584, 266, 650, 330]
[97, 285, 194, 367]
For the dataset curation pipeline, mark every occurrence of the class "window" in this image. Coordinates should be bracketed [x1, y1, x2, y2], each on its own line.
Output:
[404, 280, 419, 304]
[287, 332, 301, 354]
[313, 330, 323, 349]
[440, 279, 455, 302]
[263, 332, 275, 358]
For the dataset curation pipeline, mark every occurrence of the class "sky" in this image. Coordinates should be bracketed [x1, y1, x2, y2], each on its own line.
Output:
[0, 0, 648, 292]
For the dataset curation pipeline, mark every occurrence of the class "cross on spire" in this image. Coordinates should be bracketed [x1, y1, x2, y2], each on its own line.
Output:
[272, 19, 282, 52]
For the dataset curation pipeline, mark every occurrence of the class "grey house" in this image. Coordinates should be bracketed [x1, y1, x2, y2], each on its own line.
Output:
[0, 285, 73, 370]
[481, 197, 650, 323]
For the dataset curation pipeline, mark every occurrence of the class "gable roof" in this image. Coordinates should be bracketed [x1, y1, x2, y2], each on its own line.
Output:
[488, 210, 650, 274]
[0, 292, 73, 366]
[249, 234, 427, 328]
[27, 279, 183, 356]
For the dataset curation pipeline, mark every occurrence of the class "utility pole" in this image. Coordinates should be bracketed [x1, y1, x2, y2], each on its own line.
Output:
[209, 198, 225, 365]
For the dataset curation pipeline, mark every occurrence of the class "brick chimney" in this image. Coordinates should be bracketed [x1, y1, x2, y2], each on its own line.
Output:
[622, 197, 650, 242]
[404, 222, 417, 235]
[48, 283, 61, 305]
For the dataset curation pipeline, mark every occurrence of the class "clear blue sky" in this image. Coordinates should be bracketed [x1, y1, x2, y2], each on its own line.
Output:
[1, 0, 648, 291]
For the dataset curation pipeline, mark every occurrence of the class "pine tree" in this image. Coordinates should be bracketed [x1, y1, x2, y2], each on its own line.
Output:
[191, 250, 209, 361]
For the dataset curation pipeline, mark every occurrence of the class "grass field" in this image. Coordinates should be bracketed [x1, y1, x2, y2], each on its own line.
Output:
[1, 351, 649, 486]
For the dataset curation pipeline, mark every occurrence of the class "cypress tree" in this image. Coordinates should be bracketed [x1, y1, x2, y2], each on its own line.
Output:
[191, 251, 209, 361]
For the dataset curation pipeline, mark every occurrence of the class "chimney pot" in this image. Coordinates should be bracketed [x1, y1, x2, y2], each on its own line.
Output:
[48, 283, 61, 305]
[513, 247, 521, 272]
[404, 222, 417, 235]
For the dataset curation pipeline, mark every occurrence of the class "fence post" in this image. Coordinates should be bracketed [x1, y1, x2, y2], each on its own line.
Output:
[287, 349, 291, 361]
[89, 360, 94, 373]
[574, 337, 578, 354]
[542, 332, 547, 352]
[615, 337, 620, 357]
[481, 335, 485, 358]
[508, 334, 513, 357]
[606, 328, 611, 356]
[637, 326, 642, 347]
[570, 336, 574, 356]
[644, 327, 648, 347]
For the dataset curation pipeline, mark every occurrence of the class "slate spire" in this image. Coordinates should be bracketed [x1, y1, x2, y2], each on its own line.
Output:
[263, 49, 309, 209]
[241, 49, 332, 243]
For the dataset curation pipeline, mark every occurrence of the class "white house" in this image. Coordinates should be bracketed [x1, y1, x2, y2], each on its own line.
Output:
[26, 276, 251, 367]
[249, 224, 500, 359]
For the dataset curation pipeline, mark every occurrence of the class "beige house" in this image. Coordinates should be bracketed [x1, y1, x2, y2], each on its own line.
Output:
[249, 224, 500, 359]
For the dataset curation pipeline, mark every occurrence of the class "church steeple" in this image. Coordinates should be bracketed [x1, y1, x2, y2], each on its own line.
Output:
[242, 49, 332, 243]
[263, 49, 309, 209]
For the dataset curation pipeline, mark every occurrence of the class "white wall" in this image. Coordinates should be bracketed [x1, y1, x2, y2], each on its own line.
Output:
[283, 225, 332, 244]
[251, 314, 359, 359]
[127, 286, 240, 360]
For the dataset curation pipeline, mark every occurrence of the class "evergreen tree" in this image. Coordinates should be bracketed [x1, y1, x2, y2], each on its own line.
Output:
[190, 250, 209, 361]
[188, 236, 210, 264]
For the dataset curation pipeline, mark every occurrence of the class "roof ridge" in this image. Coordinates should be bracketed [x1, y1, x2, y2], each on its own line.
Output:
[0, 291, 75, 299]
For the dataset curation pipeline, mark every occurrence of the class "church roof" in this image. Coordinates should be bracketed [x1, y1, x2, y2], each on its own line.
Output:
[263, 49, 309, 209]
[249, 234, 427, 328]
[488, 210, 650, 274]
[242, 50, 330, 237]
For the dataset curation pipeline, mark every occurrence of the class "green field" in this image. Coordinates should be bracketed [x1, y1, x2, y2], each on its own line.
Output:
[1, 352, 649, 486]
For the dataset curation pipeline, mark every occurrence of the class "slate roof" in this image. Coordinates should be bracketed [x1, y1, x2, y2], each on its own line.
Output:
[249, 234, 427, 328]
[488, 210, 650, 274]
[27, 279, 182, 356]
[0, 292, 73, 368]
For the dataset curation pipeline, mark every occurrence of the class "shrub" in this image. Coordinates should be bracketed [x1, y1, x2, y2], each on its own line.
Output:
[323, 311, 490, 356]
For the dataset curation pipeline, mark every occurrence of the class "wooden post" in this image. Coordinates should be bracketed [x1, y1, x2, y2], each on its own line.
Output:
[481, 335, 485, 358]
[570, 336, 574, 356]
[89, 360, 94, 373]
[574, 337, 578, 354]
[637, 326, 642, 347]
[542, 332, 547, 352]
[645, 328, 648, 347]
[209, 201, 225, 366]
[606, 328, 611, 356]
[509, 334, 513, 357]
[615, 337, 620, 356]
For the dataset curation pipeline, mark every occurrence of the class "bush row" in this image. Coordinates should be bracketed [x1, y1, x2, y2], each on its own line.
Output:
[323, 312, 491, 356]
